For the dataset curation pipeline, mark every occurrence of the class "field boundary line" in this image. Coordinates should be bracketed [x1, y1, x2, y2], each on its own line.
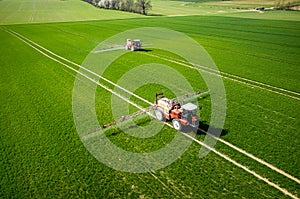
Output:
[6, 29, 299, 198]
[143, 53, 300, 101]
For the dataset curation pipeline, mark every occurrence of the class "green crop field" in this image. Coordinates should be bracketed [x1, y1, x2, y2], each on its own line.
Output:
[0, 0, 142, 24]
[1, 0, 300, 198]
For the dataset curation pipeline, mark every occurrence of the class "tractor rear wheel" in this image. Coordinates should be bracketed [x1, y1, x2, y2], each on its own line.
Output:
[155, 110, 165, 121]
[172, 119, 182, 131]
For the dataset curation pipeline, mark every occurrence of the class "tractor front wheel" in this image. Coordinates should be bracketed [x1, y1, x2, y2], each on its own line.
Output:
[172, 119, 182, 131]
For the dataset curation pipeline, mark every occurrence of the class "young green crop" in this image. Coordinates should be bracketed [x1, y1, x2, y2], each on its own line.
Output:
[0, 0, 142, 25]
[1, 12, 299, 198]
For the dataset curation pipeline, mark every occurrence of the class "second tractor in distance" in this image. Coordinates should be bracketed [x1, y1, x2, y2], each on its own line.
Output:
[125, 39, 141, 51]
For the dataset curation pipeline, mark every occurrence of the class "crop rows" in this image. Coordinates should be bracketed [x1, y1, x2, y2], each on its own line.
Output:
[1, 14, 299, 198]
[5, 26, 299, 198]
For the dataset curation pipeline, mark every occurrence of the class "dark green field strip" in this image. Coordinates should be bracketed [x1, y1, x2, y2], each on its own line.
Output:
[122, 16, 300, 48]
[228, 10, 300, 22]
[195, 34, 300, 67]
[175, 16, 300, 39]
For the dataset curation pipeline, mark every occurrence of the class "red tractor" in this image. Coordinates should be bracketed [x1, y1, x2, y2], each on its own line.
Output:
[153, 93, 199, 131]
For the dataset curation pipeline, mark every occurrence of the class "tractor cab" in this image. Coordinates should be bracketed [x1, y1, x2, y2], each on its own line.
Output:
[181, 103, 199, 126]
[133, 40, 141, 46]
